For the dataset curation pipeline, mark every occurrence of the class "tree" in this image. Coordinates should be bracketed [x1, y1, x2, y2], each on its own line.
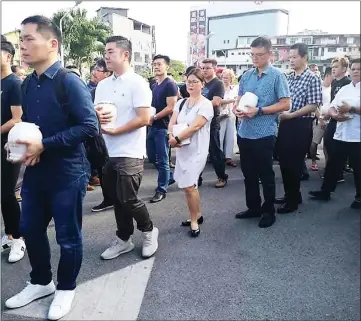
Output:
[52, 8, 110, 72]
[168, 60, 186, 82]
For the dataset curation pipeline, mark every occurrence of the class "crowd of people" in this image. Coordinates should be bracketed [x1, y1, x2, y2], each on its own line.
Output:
[1, 14, 360, 321]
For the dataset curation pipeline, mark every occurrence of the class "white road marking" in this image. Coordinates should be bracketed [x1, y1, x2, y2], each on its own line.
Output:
[5, 257, 155, 320]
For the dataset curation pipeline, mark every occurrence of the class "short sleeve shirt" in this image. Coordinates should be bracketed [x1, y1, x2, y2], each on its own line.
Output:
[201, 77, 225, 117]
[237, 65, 290, 139]
[1, 73, 22, 145]
[152, 77, 178, 129]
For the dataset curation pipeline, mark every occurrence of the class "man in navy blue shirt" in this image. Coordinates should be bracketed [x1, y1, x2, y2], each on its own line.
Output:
[5, 16, 98, 320]
[147, 55, 178, 203]
[234, 37, 290, 228]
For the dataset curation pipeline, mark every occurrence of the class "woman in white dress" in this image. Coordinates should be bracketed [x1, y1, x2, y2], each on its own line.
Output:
[219, 69, 238, 167]
[168, 68, 214, 237]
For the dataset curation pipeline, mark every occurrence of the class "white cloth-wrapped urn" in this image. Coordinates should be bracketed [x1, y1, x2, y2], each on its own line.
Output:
[7, 122, 43, 162]
[95, 101, 117, 129]
[236, 92, 259, 112]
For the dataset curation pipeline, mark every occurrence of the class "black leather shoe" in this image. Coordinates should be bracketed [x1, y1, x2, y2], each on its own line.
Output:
[168, 179, 176, 186]
[258, 213, 276, 228]
[181, 216, 204, 226]
[277, 203, 298, 214]
[189, 227, 200, 237]
[300, 174, 310, 181]
[350, 200, 360, 209]
[275, 196, 302, 205]
[150, 192, 166, 203]
[309, 190, 331, 201]
[235, 209, 262, 219]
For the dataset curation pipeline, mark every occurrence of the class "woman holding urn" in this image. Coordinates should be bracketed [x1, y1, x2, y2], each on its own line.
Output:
[168, 68, 214, 237]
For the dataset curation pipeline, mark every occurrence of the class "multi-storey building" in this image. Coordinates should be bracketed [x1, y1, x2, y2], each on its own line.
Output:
[97, 7, 156, 72]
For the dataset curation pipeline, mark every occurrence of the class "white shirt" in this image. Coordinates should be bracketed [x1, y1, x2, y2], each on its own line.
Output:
[330, 81, 360, 143]
[94, 71, 152, 158]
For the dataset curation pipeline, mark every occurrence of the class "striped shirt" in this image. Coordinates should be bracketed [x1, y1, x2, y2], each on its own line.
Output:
[286, 68, 322, 118]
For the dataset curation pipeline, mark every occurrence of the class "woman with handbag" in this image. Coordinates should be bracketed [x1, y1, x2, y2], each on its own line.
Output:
[168, 68, 214, 237]
[219, 69, 238, 167]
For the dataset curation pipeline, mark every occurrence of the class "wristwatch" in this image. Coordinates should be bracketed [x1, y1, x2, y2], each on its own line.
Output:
[153, 114, 158, 120]
[257, 107, 264, 116]
[175, 136, 181, 144]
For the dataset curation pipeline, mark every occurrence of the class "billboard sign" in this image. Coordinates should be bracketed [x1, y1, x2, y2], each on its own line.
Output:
[189, 9, 207, 66]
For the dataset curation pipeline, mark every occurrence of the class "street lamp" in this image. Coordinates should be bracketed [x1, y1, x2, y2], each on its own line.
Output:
[59, 0, 83, 67]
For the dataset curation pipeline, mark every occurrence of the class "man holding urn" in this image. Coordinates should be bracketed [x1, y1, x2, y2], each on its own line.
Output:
[233, 37, 290, 229]
[95, 36, 159, 261]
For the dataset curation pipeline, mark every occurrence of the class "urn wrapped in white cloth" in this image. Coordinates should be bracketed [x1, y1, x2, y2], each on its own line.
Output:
[236, 92, 258, 112]
[7, 122, 43, 162]
[95, 101, 118, 129]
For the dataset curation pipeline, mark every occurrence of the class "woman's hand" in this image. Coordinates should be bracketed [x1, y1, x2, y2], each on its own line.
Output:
[168, 134, 182, 148]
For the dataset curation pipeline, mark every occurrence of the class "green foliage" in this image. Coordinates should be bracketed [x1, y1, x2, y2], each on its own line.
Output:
[168, 60, 185, 82]
[52, 8, 110, 71]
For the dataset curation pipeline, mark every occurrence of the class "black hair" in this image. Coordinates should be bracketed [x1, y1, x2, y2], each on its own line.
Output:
[290, 43, 308, 58]
[152, 54, 171, 65]
[324, 66, 332, 76]
[351, 58, 361, 65]
[106, 36, 132, 63]
[185, 66, 196, 76]
[251, 36, 272, 51]
[11, 65, 23, 73]
[21, 15, 62, 53]
[1, 40, 15, 56]
[95, 58, 108, 72]
[1, 35, 8, 42]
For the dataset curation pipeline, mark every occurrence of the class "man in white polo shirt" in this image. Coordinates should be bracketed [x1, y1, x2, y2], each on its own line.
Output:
[94, 36, 159, 259]
[309, 58, 361, 209]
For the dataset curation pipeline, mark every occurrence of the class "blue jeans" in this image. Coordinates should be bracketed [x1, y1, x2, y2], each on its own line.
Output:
[20, 174, 88, 291]
[146, 127, 173, 194]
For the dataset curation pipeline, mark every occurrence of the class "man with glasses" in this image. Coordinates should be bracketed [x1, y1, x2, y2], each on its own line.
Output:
[200, 58, 228, 188]
[233, 37, 290, 228]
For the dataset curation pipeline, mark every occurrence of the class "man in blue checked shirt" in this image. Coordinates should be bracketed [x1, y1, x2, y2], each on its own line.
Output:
[275, 43, 322, 214]
[233, 37, 291, 229]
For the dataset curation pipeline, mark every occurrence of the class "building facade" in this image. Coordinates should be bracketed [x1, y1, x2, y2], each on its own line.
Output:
[188, 1, 289, 68]
[97, 7, 156, 72]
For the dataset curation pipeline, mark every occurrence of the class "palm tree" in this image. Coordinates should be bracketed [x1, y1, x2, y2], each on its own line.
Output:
[52, 8, 110, 72]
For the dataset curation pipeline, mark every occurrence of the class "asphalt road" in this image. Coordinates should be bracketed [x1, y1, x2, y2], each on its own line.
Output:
[1, 156, 360, 320]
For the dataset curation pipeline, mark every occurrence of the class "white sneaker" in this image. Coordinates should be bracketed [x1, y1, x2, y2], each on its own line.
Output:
[142, 227, 159, 258]
[100, 238, 135, 260]
[8, 239, 26, 263]
[48, 290, 75, 320]
[1, 235, 13, 252]
[5, 281, 56, 309]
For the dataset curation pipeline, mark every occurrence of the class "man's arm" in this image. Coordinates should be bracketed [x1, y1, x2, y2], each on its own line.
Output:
[153, 82, 178, 119]
[1, 78, 23, 134]
[290, 76, 322, 118]
[262, 73, 291, 114]
[211, 80, 225, 108]
[42, 73, 99, 149]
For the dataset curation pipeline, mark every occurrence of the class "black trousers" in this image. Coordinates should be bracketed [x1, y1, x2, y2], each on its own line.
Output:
[322, 140, 361, 199]
[238, 135, 276, 213]
[278, 118, 313, 205]
[1, 148, 21, 238]
[103, 157, 153, 241]
[97, 166, 113, 205]
[208, 118, 227, 180]
[324, 119, 344, 179]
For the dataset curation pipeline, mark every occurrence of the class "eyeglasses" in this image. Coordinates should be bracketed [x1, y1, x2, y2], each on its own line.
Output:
[249, 52, 268, 58]
[186, 80, 201, 85]
[202, 67, 213, 70]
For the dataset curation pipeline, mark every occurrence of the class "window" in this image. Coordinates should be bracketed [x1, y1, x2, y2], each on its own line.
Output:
[247, 38, 251, 44]
[145, 54, 150, 64]
[302, 38, 311, 45]
[343, 48, 347, 52]
[328, 47, 337, 52]
[238, 52, 241, 55]
[321, 48, 325, 56]
[223, 40, 226, 44]
[227, 40, 230, 44]
[290, 38, 296, 45]
[134, 52, 142, 62]
[313, 48, 319, 56]
[231, 52, 234, 55]
[277, 38, 286, 45]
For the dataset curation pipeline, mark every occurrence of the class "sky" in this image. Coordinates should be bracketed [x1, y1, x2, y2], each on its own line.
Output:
[1, 0, 360, 62]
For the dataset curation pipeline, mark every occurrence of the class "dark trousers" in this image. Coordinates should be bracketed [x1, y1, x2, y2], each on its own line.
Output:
[103, 157, 153, 241]
[324, 120, 344, 179]
[207, 119, 227, 180]
[322, 140, 361, 199]
[146, 127, 173, 193]
[20, 174, 88, 290]
[278, 118, 313, 205]
[237, 135, 276, 213]
[97, 166, 113, 205]
[1, 150, 21, 238]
